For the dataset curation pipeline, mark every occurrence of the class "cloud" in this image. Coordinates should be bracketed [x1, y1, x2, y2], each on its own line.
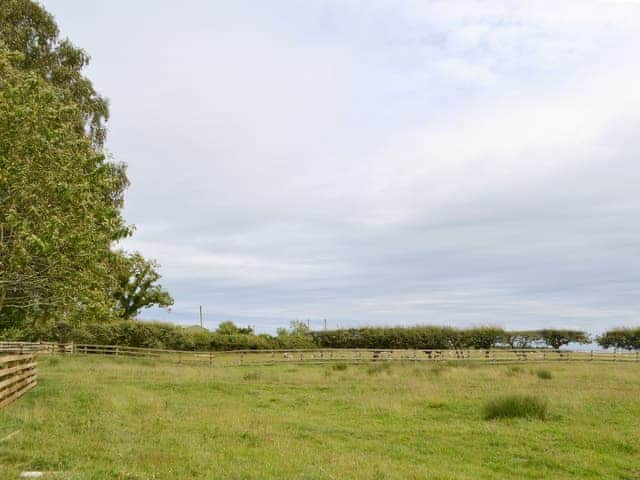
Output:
[42, 0, 640, 332]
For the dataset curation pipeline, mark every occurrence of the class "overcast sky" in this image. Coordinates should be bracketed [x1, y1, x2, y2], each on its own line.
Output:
[42, 0, 640, 333]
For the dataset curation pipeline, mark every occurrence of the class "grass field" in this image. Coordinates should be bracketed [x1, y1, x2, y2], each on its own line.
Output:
[1, 356, 639, 479]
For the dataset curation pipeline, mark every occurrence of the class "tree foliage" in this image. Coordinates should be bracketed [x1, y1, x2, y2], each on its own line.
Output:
[538, 330, 589, 350]
[112, 252, 174, 319]
[311, 326, 506, 350]
[597, 328, 640, 350]
[0, 46, 128, 325]
[0, 0, 109, 147]
[216, 321, 253, 335]
[0, 1, 171, 327]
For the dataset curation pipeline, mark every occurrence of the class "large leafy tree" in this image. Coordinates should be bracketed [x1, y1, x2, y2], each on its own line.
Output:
[0, 1, 171, 327]
[0, 46, 128, 325]
[112, 252, 174, 320]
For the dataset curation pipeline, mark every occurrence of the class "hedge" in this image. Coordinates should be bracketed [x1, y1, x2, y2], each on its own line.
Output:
[311, 326, 506, 350]
[0, 320, 316, 351]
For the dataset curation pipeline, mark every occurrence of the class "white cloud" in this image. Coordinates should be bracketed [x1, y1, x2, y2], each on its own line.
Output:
[43, 0, 640, 332]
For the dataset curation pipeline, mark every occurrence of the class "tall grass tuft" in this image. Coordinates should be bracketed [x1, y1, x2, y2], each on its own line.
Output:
[332, 363, 348, 371]
[536, 369, 553, 380]
[483, 395, 548, 420]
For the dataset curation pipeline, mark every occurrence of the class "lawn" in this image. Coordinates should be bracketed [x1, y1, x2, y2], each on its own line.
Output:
[1, 356, 639, 479]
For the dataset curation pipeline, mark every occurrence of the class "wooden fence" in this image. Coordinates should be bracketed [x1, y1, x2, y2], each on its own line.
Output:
[0, 341, 638, 367]
[0, 354, 37, 410]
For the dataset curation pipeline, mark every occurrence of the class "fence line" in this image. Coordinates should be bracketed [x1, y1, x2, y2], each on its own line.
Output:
[0, 354, 37, 410]
[0, 341, 638, 366]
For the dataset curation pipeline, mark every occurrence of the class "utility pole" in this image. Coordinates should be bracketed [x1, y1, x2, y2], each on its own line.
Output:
[323, 318, 327, 330]
[199, 305, 203, 329]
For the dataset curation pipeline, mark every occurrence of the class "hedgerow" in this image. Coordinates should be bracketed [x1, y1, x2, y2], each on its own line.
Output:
[0, 320, 315, 351]
[310, 326, 505, 350]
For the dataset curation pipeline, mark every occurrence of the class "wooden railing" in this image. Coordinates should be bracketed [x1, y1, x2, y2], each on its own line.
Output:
[0, 342, 638, 366]
[0, 354, 37, 410]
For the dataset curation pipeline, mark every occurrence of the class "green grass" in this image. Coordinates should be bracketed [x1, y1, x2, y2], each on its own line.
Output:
[483, 395, 548, 420]
[1, 357, 639, 479]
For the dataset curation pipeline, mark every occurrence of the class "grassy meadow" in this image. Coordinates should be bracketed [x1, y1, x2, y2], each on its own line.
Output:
[1, 356, 639, 479]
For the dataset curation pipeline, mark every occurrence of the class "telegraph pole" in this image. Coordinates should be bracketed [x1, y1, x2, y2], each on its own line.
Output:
[199, 305, 203, 329]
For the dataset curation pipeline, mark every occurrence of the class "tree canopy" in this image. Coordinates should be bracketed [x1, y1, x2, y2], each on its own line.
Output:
[0, 1, 171, 328]
[0, 0, 109, 147]
[112, 252, 174, 320]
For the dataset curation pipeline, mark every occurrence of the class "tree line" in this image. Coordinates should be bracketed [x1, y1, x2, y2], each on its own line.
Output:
[0, 1, 172, 332]
[310, 327, 591, 350]
[2, 320, 639, 351]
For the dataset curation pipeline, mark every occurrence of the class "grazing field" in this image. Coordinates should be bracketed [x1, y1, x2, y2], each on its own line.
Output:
[0, 357, 639, 479]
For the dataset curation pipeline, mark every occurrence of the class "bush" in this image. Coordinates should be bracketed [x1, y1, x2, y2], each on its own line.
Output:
[535, 369, 553, 380]
[483, 395, 548, 420]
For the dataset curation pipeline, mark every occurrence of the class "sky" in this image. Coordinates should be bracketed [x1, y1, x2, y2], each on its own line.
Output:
[42, 0, 640, 333]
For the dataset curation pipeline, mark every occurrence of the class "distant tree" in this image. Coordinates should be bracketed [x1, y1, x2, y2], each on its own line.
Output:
[278, 320, 310, 337]
[112, 252, 173, 319]
[539, 330, 589, 349]
[597, 328, 640, 350]
[215, 321, 254, 335]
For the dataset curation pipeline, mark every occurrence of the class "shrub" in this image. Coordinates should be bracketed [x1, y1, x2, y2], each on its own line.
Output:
[536, 369, 553, 380]
[483, 395, 548, 420]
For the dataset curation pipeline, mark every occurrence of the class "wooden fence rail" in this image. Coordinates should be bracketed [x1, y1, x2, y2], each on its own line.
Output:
[0, 354, 37, 410]
[0, 342, 638, 366]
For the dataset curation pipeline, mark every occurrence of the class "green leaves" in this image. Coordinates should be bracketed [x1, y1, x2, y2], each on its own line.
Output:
[0, 2, 173, 327]
[0, 28, 127, 324]
[597, 328, 640, 350]
[111, 252, 174, 319]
